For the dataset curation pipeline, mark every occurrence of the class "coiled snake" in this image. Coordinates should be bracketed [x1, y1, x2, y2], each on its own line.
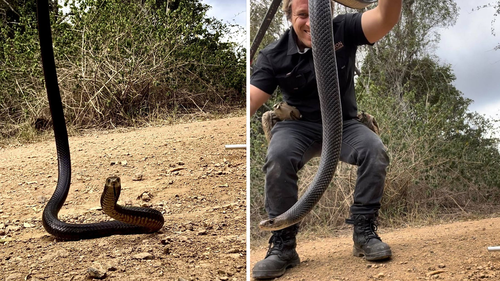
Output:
[259, 0, 376, 231]
[37, 0, 164, 240]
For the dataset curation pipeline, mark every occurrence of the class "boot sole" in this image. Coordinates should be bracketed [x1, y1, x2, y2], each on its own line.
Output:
[353, 246, 392, 261]
[252, 258, 300, 280]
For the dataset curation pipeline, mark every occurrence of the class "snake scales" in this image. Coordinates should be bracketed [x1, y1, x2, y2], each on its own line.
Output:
[259, 0, 376, 231]
[37, 0, 164, 240]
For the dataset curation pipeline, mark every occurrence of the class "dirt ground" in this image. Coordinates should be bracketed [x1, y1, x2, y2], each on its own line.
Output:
[0, 116, 246, 281]
[250, 217, 500, 280]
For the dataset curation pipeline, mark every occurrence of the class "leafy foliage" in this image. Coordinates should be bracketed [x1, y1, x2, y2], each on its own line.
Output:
[0, 0, 245, 138]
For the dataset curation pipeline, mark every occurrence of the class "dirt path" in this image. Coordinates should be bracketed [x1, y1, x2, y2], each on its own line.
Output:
[0, 117, 246, 281]
[250, 217, 500, 280]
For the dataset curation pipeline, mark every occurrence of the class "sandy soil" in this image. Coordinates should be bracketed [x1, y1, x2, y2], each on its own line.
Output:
[250, 217, 500, 280]
[0, 116, 246, 281]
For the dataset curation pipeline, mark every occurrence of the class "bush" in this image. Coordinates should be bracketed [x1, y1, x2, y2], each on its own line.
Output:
[0, 0, 245, 139]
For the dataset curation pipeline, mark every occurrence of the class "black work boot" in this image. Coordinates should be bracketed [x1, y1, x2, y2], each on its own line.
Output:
[252, 225, 300, 279]
[346, 214, 392, 261]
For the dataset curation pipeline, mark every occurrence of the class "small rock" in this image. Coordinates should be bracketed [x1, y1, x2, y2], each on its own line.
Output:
[438, 264, 446, 269]
[197, 229, 208, 235]
[169, 167, 185, 173]
[427, 270, 446, 276]
[138, 192, 152, 202]
[132, 252, 154, 260]
[23, 222, 34, 228]
[120, 161, 128, 166]
[132, 173, 143, 181]
[37, 196, 47, 204]
[87, 264, 107, 279]
[5, 273, 23, 281]
[6, 225, 21, 233]
[178, 236, 190, 243]
[376, 272, 385, 278]
[226, 248, 240, 254]
[161, 236, 173, 244]
[56, 249, 69, 258]
[41, 253, 56, 262]
[106, 262, 118, 271]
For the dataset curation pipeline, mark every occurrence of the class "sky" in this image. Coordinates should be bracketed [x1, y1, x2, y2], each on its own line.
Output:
[201, 0, 247, 46]
[435, 0, 500, 123]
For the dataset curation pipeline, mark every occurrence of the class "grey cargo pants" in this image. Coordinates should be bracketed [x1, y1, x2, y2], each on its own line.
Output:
[263, 119, 389, 218]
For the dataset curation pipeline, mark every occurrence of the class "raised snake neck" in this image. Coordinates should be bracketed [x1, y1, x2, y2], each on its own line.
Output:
[37, 0, 164, 240]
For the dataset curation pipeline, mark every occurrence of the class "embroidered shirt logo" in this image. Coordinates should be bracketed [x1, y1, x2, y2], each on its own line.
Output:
[335, 41, 344, 51]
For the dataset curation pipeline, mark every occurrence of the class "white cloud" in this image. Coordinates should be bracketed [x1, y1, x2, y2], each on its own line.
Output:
[436, 0, 500, 116]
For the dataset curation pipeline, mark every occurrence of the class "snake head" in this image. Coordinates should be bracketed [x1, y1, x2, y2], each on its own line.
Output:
[106, 176, 121, 188]
[105, 176, 122, 198]
[259, 218, 278, 231]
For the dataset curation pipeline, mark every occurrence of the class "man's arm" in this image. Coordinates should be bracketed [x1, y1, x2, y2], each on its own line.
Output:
[361, 0, 402, 44]
[250, 85, 271, 116]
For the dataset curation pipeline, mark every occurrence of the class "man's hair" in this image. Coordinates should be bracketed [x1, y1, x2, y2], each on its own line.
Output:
[282, 0, 293, 21]
[282, 0, 335, 21]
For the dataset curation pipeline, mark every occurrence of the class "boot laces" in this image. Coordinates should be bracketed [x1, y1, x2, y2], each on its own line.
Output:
[361, 219, 380, 242]
[265, 233, 284, 258]
[346, 216, 382, 242]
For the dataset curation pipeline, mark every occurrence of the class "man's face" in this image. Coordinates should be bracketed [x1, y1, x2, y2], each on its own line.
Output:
[291, 0, 311, 50]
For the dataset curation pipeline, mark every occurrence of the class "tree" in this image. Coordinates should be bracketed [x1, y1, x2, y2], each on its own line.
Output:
[475, 1, 500, 50]
[356, 0, 500, 220]
[0, 0, 245, 138]
[359, 0, 459, 99]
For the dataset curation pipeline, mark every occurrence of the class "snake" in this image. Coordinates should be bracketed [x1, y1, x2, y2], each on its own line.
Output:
[37, 0, 164, 240]
[259, 0, 376, 231]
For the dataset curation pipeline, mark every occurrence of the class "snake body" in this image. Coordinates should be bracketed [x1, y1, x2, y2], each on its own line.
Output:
[37, 0, 164, 240]
[259, 0, 375, 231]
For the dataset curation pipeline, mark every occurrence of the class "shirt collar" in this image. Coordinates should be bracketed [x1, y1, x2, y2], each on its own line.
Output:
[287, 27, 311, 56]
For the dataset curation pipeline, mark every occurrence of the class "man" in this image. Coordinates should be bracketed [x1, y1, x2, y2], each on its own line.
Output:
[250, 0, 401, 279]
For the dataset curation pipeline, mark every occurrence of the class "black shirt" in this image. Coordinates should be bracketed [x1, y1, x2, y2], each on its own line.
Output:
[251, 13, 371, 122]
